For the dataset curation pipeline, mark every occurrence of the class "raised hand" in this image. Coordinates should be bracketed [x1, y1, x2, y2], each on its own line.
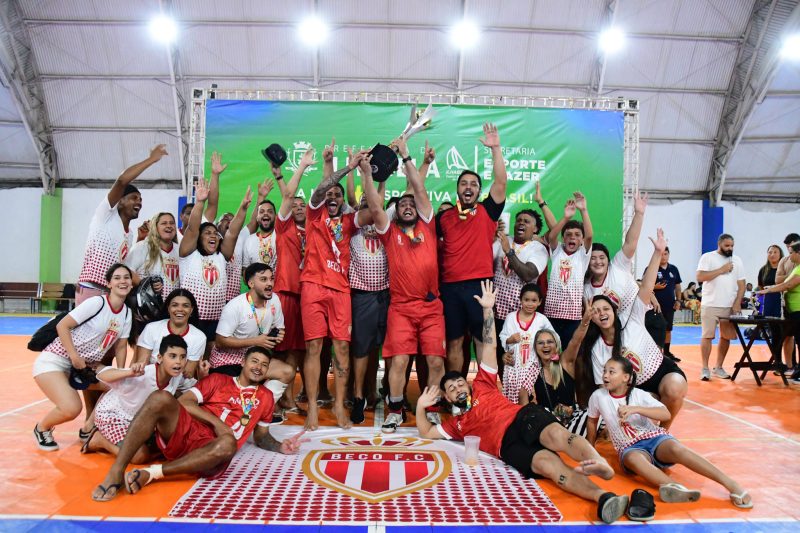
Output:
[649, 227, 667, 253]
[358, 153, 373, 176]
[240, 186, 253, 210]
[573, 191, 587, 211]
[300, 147, 317, 169]
[391, 136, 409, 157]
[564, 199, 577, 218]
[417, 386, 441, 409]
[534, 180, 543, 204]
[150, 144, 168, 161]
[323, 137, 335, 163]
[195, 178, 210, 202]
[473, 279, 496, 309]
[280, 430, 311, 455]
[257, 178, 273, 199]
[496, 228, 510, 252]
[211, 151, 228, 175]
[479, 122, 500, 148]
[633, 188, 648, 215]
[423, 140, 436, 164]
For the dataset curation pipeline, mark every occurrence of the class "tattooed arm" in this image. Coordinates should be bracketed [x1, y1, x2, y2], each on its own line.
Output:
[474, 280, 498, 371]
[309, 151, 364, 208]
[253, 425, 308, 455]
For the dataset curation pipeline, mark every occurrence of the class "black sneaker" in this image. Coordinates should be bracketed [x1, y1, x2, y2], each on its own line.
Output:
[350, 397, 366, 424]
[597, 492, 629, 524]
[666, 352, 681, 362]
[33, 424, 59, 451]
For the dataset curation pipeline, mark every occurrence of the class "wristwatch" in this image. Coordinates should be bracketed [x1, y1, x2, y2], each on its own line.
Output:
[538, 201, 547, 208]
[505, 249, 516, 258]
[275, 175, 284, 181]
[402, 155, 412, 163]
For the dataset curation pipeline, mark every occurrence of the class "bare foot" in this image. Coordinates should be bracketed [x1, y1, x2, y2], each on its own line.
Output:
[574, 459, 614, 480]
[124, 468, 151, 495]
[305, 404, 319, 431]
[333, 404, 353, 430]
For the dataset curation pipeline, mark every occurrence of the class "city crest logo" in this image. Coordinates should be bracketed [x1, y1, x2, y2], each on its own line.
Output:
[302, 434, 451, 503]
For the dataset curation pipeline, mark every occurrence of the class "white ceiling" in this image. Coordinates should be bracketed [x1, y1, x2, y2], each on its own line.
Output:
[0, 0, 799, 202]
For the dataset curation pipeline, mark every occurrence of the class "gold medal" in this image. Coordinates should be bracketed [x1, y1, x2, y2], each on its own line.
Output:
[240, 414, 250, 427]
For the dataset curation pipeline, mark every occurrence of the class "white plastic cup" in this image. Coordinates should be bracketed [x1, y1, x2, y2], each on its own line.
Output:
[464, 435, 480, 466]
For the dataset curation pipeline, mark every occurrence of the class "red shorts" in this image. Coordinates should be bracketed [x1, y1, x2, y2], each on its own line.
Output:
[383, 299, 446, 358]
[275, 292, 305, 351]
[301, 282, 352, 341]
[155, 405, 229, 478]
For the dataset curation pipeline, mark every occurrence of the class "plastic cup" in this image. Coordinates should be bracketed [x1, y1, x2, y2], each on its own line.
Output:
[464, 435, 480, 466]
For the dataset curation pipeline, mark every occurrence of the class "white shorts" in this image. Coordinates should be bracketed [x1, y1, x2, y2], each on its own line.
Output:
[32, 351, 72, 377]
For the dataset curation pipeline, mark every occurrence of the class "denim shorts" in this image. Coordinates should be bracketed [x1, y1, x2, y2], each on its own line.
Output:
[619, 434, 676, 473]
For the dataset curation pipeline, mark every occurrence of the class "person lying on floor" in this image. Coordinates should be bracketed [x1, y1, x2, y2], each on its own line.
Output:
[413, 280, 634, 525]
[91, 346, 307, 502]
[587, 356, 752, 514]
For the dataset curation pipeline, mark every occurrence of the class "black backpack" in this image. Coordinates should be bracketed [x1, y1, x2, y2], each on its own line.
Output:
[28, 298, 106, 352]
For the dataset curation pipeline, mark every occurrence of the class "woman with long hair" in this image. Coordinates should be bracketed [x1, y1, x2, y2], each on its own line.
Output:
[32, 263, 133, 451]
[757, 245, 784, 318]
[127, 212, 180, 296]
[574, 229, 688, 430]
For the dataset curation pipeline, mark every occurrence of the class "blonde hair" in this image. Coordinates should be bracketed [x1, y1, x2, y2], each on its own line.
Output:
[144, 212, 176, 272]
[534, 328, 564, 391]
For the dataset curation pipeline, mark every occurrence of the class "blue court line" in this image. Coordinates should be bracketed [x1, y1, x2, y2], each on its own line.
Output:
[0, 316, 49, 335]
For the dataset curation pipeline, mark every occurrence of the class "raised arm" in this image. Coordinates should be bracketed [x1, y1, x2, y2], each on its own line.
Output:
[546, 199, 576, 250]
[622, 189, 648, 259]
[309, 151, 362, 207]
[475, 280, 499, 370]
[638, 228, 667, 303]
[108, 144, 167, 207]
[179, 179, 209, 257]
[414, 386, 446, 439]
[204, 151, 227, 223]
[220, 187, 253, 260]
[481, 123, 507, 205]
[534, 180, 557, 231]
[496, 229, 538, 282]
[271, 163, 287, 197]
[361, 155, 390, 232]
[561, 305, 594, 371]
[573, 191, 593, 251]
[279, 147, 315, 218]
[322, 136, 335, 180]
[394, 137, 432, 218]
[417, 140, 435, 179]
[247, 179, 274, 234]
[345, 148, 359, 209]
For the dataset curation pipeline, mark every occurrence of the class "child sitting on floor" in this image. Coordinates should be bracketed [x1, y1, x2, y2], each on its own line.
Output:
[587, 356, 752, 513]
[82, 334, 206, 463]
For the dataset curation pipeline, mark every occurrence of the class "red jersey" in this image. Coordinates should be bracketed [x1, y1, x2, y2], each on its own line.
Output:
[275, 213, 306, 295]
[437, 197, 504, 283]
[439, 364, 521, 457]
[188, 373, 275, 448]
[299, 201, 359, 293]
[377, 216, 438, 304]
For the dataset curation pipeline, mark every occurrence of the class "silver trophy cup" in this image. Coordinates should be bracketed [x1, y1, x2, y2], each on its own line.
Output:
[400, 104, 436, 140]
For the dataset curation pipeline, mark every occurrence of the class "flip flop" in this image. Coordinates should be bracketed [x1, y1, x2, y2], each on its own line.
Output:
[80, 427, 99, 454]
[730, 491, 753, 509]
[284, 406, 308, 416]
[78, 426, 95, 443]
[124, 468, 153, 494]
[659, 482, 701, 503]
[91, 483, 121, 502]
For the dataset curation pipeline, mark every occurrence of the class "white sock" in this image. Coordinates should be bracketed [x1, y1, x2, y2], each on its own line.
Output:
[146, 464, 164, 481]
[266, 379, 289, 402]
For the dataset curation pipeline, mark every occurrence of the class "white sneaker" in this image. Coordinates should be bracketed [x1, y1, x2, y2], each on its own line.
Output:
[381, 412, 403, 433]
[712, 367, 731, 379]
[700, 368, 711, 381]
[426, 411, 441, 425]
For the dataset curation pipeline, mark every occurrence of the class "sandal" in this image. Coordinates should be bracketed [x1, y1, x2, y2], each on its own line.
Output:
[91, 483, 121, 502]
[80, 427, 99, 454]
[626, 488, 656, 521]
[597, 492, 629, 524]
[78, 426, 95, 443]
[124, 468, 154, 494]
[284, 406, 307, 416]
[659, 482, 701, 503]
[730, 491, 753, 509]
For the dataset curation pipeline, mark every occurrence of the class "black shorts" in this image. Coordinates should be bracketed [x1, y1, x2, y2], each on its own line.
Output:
[197, 319, 219, 342]
[499, 403, 561, 479]
[644, 310, 666, 347]
[783, 311, 800, 338]
[661, 307, 675, 332]
[441, 279, 487, 341]
[351, 289, 389, 357]
[638, 356, 686, 395]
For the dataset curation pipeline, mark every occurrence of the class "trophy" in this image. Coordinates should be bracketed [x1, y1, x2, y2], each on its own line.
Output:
[368, 104, 437, 182]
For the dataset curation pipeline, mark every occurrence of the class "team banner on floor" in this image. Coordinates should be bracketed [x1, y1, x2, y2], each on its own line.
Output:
[170, 427, 561, 523]
[205, 100, 624, 247]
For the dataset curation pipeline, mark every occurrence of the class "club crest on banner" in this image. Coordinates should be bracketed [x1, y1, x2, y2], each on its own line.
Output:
[288, 141, 317, 173]
[302, 434, 451, 503]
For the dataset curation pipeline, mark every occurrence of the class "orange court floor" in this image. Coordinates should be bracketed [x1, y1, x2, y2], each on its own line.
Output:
[1, 329, 799, 530]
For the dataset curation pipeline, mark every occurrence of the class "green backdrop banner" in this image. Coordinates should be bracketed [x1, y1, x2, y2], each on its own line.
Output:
[204, 100, 624, 248]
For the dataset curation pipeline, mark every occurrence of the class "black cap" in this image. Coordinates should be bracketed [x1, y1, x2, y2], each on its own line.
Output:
[123, 184, 140, 197]
[368, 144, 399, 183]
[262, 144, 287, 166]
[69, 366, 98, 390]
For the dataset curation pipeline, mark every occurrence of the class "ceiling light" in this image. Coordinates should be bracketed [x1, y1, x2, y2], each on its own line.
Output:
[451, 19, 479, 49]
[599, 27, 625, 54]
[149, 15, 178, 44]
[298, 16, 329, 47]
[781, 34, 800, 59]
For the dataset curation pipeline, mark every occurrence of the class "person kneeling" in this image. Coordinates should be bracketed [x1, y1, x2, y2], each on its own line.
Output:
[91, 346, 307, 502]
[414, 280, 631, 525]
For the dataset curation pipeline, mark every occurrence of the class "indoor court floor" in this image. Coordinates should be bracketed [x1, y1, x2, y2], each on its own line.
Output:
[0, 317, 798, 532]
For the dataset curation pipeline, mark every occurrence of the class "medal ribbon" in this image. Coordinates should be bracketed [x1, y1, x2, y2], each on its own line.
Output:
[257, 230, 274, 265]
[237, 379, 256, 426]
[246, 293, 267, 335]
[455, 200, 476, 221]
[325, 216, 344, 265]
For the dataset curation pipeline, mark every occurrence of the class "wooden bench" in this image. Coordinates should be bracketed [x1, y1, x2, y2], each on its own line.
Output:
[33, 283, 76, 313]
[0, 282, 39, 313]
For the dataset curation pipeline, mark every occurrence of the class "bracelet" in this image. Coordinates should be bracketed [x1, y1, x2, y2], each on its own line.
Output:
[505, 249, 516, 258]
[538, 201, 547, 208]
[275, 175, 283, 181]
[402, 155, 412, 163]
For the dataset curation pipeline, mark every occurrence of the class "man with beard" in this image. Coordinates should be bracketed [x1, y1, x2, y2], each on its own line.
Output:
[362, 138, 445, 432]
[543, 193, 594, 346]
[437, 123, 508, 372]
[696, 234, 745, 381]
[302, 148, 372, 430]
[414, 281, 630, 524]
[243, 200, 278, 270]
[90, 347, 307, 502]
[77, 144, 167, 305]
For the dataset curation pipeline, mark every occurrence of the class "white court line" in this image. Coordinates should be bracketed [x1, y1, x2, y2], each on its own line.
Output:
[685, 398, 800, 446]
[0, 399, 47, 419]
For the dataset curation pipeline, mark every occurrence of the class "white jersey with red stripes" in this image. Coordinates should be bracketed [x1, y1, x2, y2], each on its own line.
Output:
[126, 240, 181, 297]
[78, 197, 132, 286]
[179, 250, 228, 320]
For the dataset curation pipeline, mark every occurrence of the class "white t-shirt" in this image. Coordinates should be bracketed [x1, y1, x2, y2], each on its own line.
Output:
[78, 197, 132, 286]
[179, 250, 228, 320]
[587, 387, 668, 452]
[590, 298, 663, 385]
[696, 252, 745, 307]
[137, 318, 206, 363]
[44, 295, 132, 364]
[96, 363, 184, 423]
[499, 310, 554, 402]
[584, 251, 640, 324]
[226, 226, 249, 301]
[126, 240, 181, 297]
[493, 239, 549, 318]
[544, 244, 591, 320]
[242, 230, 278, 270]
[209, 292, 285, 368]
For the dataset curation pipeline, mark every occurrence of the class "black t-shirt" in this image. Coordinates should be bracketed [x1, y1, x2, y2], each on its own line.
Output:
[649, 263, 682, 310]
